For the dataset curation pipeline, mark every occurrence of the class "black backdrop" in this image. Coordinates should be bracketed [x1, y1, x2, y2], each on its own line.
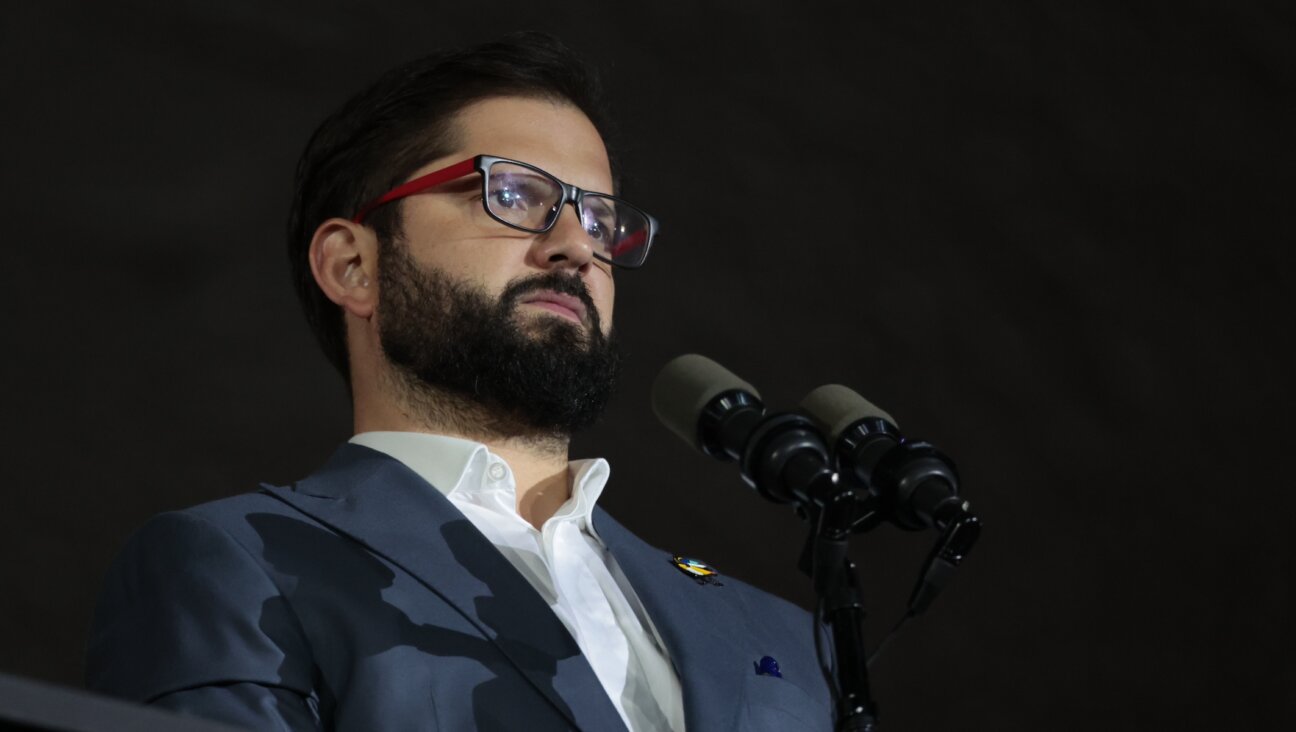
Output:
[3, 1, 1292, 729]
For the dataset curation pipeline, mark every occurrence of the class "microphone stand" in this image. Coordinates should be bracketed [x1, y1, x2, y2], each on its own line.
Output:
[790, 456, 880, 731]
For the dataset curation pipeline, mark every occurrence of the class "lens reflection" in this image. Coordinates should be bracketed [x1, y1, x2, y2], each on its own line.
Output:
[488, 163, 562, 229]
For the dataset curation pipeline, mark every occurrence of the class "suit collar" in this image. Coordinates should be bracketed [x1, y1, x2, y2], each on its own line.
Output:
[261, 443, 627, 732]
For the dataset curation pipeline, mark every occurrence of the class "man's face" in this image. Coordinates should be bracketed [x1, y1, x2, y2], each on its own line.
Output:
[373, 96, 622, 435]
[390, 96, 617, 334]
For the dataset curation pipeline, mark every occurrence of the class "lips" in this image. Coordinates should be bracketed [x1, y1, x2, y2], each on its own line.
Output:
[521, 290, 588, 325]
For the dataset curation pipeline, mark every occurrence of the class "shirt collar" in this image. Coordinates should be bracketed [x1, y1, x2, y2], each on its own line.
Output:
[349, 431, 610, 531]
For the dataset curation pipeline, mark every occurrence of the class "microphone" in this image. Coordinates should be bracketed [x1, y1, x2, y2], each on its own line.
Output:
[800, 384, 980, 616]
[800, 384, 965, 532]
[652, 354, 835, 507]
[650, 353, 764, 460]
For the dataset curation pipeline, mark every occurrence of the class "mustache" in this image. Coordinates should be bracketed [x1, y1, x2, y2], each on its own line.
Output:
[499, 272, 602, 331]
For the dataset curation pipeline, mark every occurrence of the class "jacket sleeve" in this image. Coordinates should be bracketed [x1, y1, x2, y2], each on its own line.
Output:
[86, 510, 322, 730]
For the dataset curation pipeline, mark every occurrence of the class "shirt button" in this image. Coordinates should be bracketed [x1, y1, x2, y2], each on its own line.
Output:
[488, 463, 507, 481]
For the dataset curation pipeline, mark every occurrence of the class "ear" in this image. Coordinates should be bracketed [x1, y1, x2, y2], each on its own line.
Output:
[309, 218, 378, 320]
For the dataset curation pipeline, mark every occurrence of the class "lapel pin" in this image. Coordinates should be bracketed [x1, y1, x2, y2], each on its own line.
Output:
[670, 555, 723, 586]
[754, 656, 782, 678]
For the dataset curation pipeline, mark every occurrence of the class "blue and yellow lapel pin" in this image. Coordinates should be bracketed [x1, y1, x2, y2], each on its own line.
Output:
[670, 555, 723, 586]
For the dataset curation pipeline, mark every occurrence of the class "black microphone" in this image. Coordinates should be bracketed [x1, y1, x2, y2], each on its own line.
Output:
[651, 354, 836, 508]
[800, 384, 966, 532]
[801, 384, 981, 616]
[650, 353, 764, 460]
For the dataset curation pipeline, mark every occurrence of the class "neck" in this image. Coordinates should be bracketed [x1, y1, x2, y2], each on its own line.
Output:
[354, 364, 573, 529]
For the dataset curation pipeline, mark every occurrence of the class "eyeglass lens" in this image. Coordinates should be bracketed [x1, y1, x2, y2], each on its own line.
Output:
[486, 161, 650, 267]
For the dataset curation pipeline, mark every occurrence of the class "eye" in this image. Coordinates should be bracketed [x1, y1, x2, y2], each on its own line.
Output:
[581, 201, 617, 244]
[582, 215, 605, 240]
[490, 182, 526, 210]
[490, 175, 553, 210]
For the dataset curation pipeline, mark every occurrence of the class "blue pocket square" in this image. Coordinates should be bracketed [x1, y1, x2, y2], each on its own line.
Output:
[753, 656, 782, 678]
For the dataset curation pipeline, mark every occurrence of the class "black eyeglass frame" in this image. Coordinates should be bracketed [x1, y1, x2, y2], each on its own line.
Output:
[351, 154, 659, 269]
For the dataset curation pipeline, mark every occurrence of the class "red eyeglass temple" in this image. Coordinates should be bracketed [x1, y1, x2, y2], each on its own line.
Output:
[351, 158, 478, 224]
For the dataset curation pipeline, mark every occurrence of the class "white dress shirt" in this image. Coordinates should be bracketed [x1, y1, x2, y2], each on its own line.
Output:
[350, 431, 685, 732]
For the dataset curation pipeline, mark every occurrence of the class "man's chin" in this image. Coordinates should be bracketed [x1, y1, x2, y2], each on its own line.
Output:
[514, 309, 596, 344]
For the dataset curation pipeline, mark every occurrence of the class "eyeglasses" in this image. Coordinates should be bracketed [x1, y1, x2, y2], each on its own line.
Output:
[352, 155, 658, 269]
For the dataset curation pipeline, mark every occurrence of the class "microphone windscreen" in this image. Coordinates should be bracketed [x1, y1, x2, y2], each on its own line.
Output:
[799, 384, 897, 443]
[651, 354, 761, 451]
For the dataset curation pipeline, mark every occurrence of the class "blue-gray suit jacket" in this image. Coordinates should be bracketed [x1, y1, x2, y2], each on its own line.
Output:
[86, 444, 833, 730]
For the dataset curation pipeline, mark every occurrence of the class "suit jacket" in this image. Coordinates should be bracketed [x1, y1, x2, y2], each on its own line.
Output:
[86, 444, 833, 730]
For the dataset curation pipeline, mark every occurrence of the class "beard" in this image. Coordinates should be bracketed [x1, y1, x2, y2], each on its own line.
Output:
[375, 240, 620, 439]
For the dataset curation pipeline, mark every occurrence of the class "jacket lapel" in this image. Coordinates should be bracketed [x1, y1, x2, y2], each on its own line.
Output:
[594, 508, 753, 732]
[261, 444, 626, 732]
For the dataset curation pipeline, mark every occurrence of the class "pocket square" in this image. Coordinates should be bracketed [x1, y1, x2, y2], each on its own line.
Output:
[754, 656, 782, 678]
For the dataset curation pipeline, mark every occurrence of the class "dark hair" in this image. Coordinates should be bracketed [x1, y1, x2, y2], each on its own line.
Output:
[286, 32, 615, 381]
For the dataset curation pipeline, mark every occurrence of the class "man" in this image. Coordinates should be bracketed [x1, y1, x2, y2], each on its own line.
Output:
[87, 33, 833, 731]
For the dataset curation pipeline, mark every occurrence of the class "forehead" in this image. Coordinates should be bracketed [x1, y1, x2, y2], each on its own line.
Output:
[443, 96, 613, 193]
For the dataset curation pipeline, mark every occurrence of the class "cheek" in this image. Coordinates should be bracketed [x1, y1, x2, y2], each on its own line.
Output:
[412, 239, 517, 291]
[592, 271, 615, 330]
[399, 201, 508, 279]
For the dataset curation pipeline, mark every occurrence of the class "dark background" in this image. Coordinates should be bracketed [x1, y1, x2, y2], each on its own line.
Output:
[3, 1, 1292, 729]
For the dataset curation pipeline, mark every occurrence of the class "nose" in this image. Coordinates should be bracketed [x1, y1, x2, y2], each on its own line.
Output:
[528, 201, 596, 271]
